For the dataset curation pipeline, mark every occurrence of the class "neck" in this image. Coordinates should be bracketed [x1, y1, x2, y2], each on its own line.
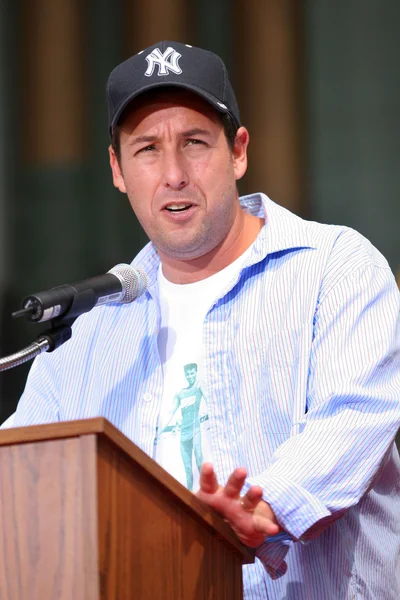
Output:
[159, 211, 264, 284]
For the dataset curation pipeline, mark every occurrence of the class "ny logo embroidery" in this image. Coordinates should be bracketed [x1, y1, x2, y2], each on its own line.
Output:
[144, 47, 183, 77]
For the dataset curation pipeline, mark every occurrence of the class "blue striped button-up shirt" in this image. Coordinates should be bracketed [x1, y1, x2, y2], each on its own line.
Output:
[14, 193, 400, 599]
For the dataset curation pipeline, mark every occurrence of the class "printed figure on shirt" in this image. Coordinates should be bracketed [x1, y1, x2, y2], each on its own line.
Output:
[158, 363, 207, 490]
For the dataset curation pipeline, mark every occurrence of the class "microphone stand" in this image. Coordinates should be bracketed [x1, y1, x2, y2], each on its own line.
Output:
[0, 319, 75, 373]
[0, 278, 123, 372]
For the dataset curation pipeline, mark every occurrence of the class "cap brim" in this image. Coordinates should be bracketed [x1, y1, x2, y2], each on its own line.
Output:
[109, 81, 239, 134]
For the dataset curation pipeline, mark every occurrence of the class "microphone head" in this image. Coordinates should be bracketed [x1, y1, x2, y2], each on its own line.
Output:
[108, 264, 148, 303]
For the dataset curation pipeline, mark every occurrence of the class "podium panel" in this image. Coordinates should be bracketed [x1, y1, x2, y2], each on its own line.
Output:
[0, 418, 253, 599]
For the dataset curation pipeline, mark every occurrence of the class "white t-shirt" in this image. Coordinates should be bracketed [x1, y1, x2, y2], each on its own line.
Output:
[155, 247, 252, 491]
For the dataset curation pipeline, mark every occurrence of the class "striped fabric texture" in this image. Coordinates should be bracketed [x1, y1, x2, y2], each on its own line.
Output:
[14, 194, 400, 599]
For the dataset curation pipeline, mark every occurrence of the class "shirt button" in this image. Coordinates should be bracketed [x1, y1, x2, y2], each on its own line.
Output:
[143, 393, 152, 402]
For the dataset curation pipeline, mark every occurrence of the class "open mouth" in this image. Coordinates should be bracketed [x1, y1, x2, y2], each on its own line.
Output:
[164, 203, 192, 213]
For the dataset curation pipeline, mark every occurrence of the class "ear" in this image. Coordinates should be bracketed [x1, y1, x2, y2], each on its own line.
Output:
[109, 146, 127, 193]
[232, 126, 249, 181]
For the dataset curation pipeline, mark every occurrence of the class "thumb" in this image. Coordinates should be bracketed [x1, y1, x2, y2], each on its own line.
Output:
[253, 513, 281, 537]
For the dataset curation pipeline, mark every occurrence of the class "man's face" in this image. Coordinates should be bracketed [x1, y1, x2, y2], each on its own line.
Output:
[109, 90, 248, 263]
[185, 368, 197, 386]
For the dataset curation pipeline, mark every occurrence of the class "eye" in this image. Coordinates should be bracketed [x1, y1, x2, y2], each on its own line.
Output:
[186, 139, 206, 147]
[137, 144, 156, 154]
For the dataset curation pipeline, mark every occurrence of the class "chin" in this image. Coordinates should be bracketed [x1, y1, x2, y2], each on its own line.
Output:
[161, 248, 204, 261]
[157, 239, 211, 261]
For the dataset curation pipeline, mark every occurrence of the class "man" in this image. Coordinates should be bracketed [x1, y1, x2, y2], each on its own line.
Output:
[156, 362, 208, 491]
[13, 41, 400, 598]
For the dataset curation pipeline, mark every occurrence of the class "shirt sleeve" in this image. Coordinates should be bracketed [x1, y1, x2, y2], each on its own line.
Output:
[12, 301, 107, 426]
[12, 345, 62, 426]
[244, 231, 400, 576]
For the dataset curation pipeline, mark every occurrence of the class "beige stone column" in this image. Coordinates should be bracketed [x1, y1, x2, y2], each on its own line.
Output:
[123, 0, 191, 56]
[20, 0, 86, 165]
[235, 0, 306, 213]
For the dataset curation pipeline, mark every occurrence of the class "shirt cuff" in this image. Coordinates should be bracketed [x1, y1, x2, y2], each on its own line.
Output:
[255, 535, 292, 579]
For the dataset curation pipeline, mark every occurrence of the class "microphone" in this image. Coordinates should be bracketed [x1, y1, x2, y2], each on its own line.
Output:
[12, 264, 148, 323]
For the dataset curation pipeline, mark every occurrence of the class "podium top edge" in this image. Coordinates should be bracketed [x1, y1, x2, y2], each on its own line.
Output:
[0, 417, 108, 445]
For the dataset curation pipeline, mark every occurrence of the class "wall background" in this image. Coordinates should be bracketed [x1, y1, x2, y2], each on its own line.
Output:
[0, 1, 399, 422]
[307, 2, 400, 270]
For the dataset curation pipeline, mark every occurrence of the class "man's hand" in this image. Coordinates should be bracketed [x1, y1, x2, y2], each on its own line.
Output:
[196, 463, 282, 548]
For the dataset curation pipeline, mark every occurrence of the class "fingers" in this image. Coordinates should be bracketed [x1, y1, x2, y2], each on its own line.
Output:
[199, 462, 219, 494]
[240, 485, 263, 511]
[223, 467, 247, 500]
[197, 466, 283, 547]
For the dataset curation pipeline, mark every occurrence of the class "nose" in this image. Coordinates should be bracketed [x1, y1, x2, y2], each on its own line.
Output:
[161, 149, 189, 190]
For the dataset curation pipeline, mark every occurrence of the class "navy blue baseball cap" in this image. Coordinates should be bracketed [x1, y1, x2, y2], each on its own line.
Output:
[106, 40, 241, 136]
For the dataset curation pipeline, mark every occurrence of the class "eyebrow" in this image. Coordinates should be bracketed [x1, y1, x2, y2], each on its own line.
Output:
[180, 128, 212, 138]
[128, 135, 158, 147]
[129, 128, 213, 146]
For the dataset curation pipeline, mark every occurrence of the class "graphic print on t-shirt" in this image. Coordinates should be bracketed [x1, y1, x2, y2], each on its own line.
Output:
[156, 362, 209, 491]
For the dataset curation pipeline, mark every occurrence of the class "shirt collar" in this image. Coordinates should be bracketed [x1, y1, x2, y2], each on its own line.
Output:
[240, 192, 316, 260]
[131, 192, 316, 286]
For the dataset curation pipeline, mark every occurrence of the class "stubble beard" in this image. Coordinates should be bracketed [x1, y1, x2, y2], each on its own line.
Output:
[153, 200, 237, 262]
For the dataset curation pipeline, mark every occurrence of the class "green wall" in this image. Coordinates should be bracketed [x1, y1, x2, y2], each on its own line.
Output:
[306, 0, 400, 272]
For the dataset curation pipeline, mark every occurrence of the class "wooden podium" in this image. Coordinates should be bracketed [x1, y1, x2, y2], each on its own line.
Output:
[0, 418, 254, 599]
